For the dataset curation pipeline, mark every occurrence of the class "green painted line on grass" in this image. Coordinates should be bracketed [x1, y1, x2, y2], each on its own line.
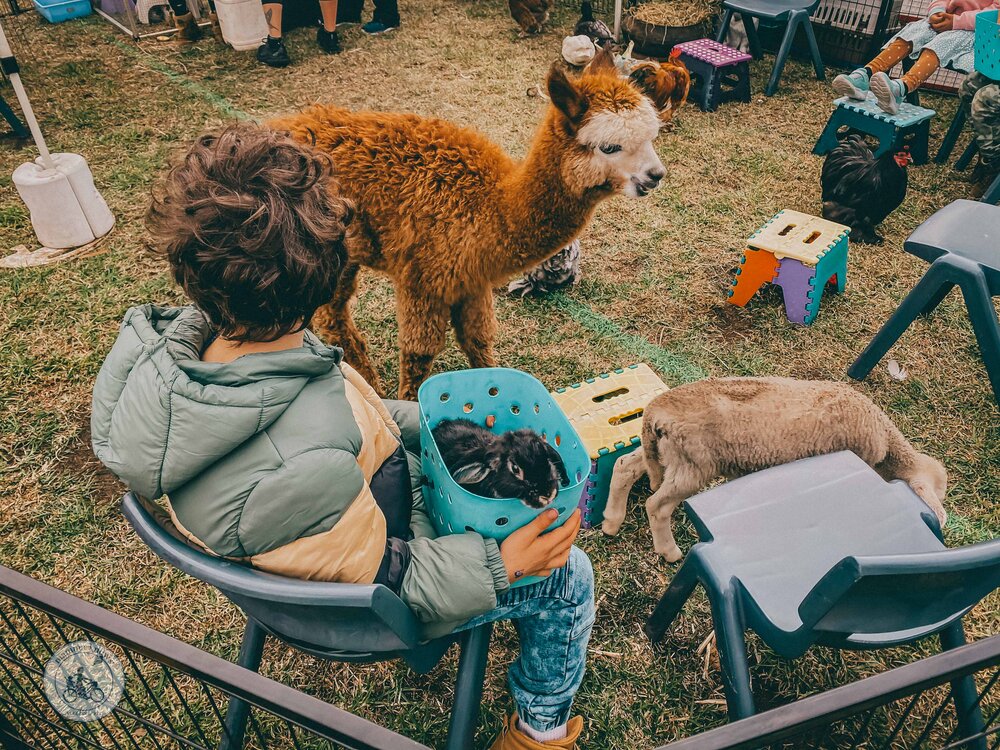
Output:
[110, 40, 253, 122]
[551, 293, 707, 385]
[107, 41, 707, 385]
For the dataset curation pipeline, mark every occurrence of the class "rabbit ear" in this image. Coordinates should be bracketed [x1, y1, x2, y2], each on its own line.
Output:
[544, 442, 570, 485]
[452, 462, 492, 485]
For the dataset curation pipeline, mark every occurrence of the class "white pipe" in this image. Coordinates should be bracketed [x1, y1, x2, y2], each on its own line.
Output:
[0, 18, 54, 170]
[613, 0, 623, 41]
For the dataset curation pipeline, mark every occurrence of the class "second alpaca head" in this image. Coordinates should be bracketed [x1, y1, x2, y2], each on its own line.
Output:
[546, 47, 666, 198]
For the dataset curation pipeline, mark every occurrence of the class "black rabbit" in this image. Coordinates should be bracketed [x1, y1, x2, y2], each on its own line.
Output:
[432, 418, 570, 508]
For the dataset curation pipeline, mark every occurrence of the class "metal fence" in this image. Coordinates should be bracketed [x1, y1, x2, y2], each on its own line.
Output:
[657, 634, 1000, 750]
[0, 566, 429, 750]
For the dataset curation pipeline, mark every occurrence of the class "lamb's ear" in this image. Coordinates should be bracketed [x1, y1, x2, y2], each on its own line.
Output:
[452, 463, 492, 485]
[547, 65, 588, 132]
[587, 42, 617, 75]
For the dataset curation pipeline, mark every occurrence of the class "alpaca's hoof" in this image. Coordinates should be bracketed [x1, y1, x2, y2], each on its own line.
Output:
[601, 519, 623, 537]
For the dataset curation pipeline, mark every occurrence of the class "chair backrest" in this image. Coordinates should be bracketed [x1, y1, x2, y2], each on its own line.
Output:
[120, 493, 424, 655]
[798, 539, 1000, 637]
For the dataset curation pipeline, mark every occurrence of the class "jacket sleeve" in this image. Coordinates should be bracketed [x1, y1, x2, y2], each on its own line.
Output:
[952, 4, 994, 30]
[400, 532, 509, 630]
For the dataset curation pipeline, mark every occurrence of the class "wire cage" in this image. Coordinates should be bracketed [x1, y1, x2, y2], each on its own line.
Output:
[93, 0, 211, 40]
[0, 565, 428, 750]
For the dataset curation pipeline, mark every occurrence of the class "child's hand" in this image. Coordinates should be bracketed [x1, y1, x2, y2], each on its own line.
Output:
[929, 11, 954, 31]
[500, 508, 581, 583]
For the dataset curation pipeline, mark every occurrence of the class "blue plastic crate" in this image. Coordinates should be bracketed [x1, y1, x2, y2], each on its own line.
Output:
[418, 368, 589, 585]
[33, 0, 92, 22]
[976, 11, 1000, 80]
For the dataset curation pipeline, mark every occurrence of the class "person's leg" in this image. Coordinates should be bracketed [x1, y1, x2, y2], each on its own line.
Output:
[316, 0, 342, 53]
[900, 48, 940, 93]
[971, 82, 1000, 170]
[257, 0, 291, 67]
[363, 0, 399, 34]
[456, 547, 594, 745]
[833, 38, 911, 100]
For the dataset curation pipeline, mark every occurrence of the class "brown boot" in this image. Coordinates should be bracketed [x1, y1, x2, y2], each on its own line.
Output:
[489, 714, 584, 750]
[209, 11, 225, 42]
[173, 12, 202, 43]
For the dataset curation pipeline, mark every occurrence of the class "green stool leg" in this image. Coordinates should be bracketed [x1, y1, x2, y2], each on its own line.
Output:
[813, 114, 843, 155]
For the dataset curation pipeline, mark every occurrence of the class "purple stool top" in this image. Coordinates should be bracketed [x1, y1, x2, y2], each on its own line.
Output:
[672, 38, 753, 67]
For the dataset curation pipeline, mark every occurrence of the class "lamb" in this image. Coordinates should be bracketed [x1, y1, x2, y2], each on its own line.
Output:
[602, 377, 949, 562]
[269, 47, 665, 399]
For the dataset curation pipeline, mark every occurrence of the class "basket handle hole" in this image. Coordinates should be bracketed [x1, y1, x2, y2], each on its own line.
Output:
[533, 403, 540, 414]
[511, 405, 520, 415]
[465, 525, 476, 532]
[463, 403, 474, 413]
[554, 434, 562, 446]
[495, 517, 509, 526]
[440, 393, 450, 402]
[489, 386, 500, 397]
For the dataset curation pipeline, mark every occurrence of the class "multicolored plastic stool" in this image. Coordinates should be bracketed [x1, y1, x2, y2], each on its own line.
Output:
[813, 95, 935, 165]
[551, 364, 668, 529]
[672, 38, 752, 112]
[728, 209, 850, 325]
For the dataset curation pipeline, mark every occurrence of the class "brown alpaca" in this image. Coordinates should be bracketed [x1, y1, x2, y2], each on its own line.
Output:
[603, 377, 949, 562]
[269, 48, 664, 399]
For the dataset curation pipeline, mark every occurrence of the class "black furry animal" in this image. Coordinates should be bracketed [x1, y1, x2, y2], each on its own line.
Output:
[432, 418, 569, 508]
[574, 0, 614, 45]
[821, 134, 911, 245]
[508, 240, 581, 297]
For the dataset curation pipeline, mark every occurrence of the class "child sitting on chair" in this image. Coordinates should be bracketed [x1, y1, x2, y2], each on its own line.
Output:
[91, 123, 593, 750]
[833, 0, 999, 114]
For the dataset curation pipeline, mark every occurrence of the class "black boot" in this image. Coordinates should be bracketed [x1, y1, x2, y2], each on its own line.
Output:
[256, 35, 291, 67]
[316, 27, 342, 53]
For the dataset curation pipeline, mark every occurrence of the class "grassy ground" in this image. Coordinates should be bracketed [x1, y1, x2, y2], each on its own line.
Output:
[0, 1, 997, 747]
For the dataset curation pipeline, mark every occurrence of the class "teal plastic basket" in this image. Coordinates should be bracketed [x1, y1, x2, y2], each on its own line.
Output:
[418, 369, 589, 583]
[976, 10, 1000, 80]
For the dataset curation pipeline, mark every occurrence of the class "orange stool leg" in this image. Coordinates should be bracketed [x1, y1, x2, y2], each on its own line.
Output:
[728, 249, 779, 307]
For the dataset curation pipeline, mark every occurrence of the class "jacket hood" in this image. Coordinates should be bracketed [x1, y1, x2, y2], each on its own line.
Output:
[91, 305, 343, 498]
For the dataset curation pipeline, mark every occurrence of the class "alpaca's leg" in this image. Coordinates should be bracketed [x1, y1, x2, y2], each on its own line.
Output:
[397, 290, 448, 401]
[646, 487, 688, 563]
[312, 264, 382, 392]
[602, 450, 648, 537]
[451, 294, 499, 369]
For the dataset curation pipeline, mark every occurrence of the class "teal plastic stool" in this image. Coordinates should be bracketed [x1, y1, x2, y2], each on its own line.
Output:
[814, 95, 935, 165]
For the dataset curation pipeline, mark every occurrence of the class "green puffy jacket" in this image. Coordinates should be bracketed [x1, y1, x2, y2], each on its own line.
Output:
[91, 305, 509, 638]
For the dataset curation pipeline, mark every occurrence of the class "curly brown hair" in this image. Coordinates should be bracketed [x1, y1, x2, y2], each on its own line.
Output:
[146, 122, 354, 342]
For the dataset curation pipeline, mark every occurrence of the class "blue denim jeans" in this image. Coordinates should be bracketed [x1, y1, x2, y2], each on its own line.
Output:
[455, 546, 595, 733]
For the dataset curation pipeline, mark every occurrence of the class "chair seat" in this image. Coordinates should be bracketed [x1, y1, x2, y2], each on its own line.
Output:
[723, 0, 817, 19]
[686, 452, 944, 635]
[904, 200, 1000, 284]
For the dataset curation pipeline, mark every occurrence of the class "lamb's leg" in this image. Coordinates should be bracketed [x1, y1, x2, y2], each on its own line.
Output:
[451, 294, 499, 369]
[602, 450, 647, 537]
[646, 484, 689, 563]
[312, 264, 382, 392]
[397, 289, 448, 401]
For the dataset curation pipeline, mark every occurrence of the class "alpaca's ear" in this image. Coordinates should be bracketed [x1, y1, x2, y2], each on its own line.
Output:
[547, 65, 588, 131]
[588, 43, 617, 75]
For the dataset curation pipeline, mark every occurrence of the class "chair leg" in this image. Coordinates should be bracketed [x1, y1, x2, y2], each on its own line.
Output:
[445, 623, 494, 750]
[935, 108, 968, 165]
[711, 589, 756, 721]
[957, 270, 1000, 404]
[766, 12, 801, 96]
[0, 95, 27, 139]
[742, 13, 764, 60]
[983, 173, 1000, 205]
[715, 7, 734, 43]
[956, 140, 979, 172]
[220, 619, 267, 750]
[800, 17, 825, 81]
[848, 258, 954, 382]
[920, 282, 954, 316]
[940, 621, 987, 750]
[645, 557, 700, 644]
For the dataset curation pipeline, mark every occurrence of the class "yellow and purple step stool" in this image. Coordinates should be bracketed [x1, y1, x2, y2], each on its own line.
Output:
[551, 363, 668, 528]
[813, 95, 935, 165]
[728, 210, 850, 325]
[673, 38, 752, 112]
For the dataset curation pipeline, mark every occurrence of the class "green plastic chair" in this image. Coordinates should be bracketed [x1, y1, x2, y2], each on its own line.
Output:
[121, 492, 493, 750]
[645, 451, 1000, 745]
[715, 0, 825, 96]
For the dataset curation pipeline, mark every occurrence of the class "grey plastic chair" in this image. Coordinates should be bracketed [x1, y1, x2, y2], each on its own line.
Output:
[715, 0, 825, 96]
[848, 199, 1000, 404]
[121, 492, 493, 750]
[645, 451, 1000, 744]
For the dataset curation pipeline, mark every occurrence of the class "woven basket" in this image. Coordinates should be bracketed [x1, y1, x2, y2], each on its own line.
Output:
[975, 10, 1000, 81]
[623, 8, 713, 58]
[418, 369, 589, 584]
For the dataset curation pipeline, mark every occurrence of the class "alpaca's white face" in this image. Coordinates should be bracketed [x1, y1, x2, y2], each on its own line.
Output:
[576, 100, 665, 198]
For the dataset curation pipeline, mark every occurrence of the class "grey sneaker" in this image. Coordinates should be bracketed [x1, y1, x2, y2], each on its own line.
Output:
[870, 72, 907, 115]
[832, 68, 870, 100]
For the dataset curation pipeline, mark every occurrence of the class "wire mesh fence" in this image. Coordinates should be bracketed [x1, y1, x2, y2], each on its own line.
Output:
[658, 634, 1000, 750]
[0, 566, 429, 750]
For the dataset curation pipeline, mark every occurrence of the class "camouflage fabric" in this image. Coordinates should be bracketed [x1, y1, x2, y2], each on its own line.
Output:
[961, 72, 1000, 168]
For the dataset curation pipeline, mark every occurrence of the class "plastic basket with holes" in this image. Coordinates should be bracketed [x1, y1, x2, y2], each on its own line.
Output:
[976, 11, 1000, 81]
[417, 368, 590, 586]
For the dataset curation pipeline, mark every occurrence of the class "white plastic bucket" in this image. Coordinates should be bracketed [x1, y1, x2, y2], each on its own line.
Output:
[13, 153, 115, 249]
[215, 0, 267, 51]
